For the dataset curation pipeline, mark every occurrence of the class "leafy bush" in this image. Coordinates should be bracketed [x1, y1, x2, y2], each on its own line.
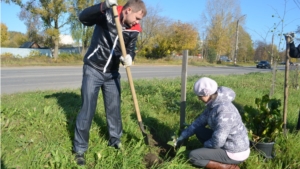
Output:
[242, 94, 283, 142]
[0, 52, 14, 59]
[27, 50, 42, 58]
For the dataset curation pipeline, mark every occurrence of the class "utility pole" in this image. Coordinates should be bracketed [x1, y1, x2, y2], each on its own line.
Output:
[234, 14, 246, 65]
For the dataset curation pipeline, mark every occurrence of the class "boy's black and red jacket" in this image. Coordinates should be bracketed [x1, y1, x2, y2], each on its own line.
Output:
[289, 42, 300, 58]
[79, 3, 141, 73]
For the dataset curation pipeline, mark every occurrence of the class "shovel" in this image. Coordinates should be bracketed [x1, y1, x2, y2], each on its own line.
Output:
[112, 6, 150, 145]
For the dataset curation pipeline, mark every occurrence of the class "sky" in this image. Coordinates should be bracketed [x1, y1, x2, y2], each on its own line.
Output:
[1, 0, 300, 49]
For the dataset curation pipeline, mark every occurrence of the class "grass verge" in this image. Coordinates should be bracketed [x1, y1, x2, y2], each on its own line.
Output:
[1, 72, 300, 168]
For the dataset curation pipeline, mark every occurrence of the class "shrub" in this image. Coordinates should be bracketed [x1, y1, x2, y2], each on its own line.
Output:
[242, 94, 283, 143]
[0, 52, 14, 59]
[27, 50, 42, 58]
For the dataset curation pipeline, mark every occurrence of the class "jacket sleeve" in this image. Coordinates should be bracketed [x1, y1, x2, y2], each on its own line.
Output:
[289, 43, 300, 58]
[79, 3, 106, 26]
[125, 32, 139, 60]
[114, 31, 139, 60]
[179, 109, 208, 140]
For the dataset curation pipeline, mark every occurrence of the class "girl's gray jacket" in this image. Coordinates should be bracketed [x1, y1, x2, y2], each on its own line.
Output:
[180, 86, 249, 153]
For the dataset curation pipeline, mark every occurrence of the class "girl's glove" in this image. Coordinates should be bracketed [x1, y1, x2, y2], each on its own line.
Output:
[174, 136, 184, 148]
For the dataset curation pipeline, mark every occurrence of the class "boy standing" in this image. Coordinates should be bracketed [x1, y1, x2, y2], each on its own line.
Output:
[73, 0, 147, 165]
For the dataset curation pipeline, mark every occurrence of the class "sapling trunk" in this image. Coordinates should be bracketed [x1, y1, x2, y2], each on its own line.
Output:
[283, 37, 290, 135]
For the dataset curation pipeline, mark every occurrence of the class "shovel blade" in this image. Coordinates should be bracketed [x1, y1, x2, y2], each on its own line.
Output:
[139, 121, 151, 145]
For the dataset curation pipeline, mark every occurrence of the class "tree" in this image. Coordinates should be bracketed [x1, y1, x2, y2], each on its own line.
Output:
[1, 31, 27, 47]
[168, 21, 199, 53]
[144, 21, 173, 59]
[202, 0, 243, 60]
[1, 23, 9, 44]
[145, 37, 170, 59]
[137, 5, 171, 58]
[142, 21, 199, 59]
[189, 35, 202, 56]
[18, 1, 44, 45]
[11, 0, 70, 59]
[3, 0, 21, 4]
[237, 27, 254, 62]
[254, 41, 276, 61]
[207, 47, 217, 63]
[69, 0, 100, 55]
[206, 14, 232, 60]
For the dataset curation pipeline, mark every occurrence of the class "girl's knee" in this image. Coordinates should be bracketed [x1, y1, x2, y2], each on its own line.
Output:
[189, 150, 206, 167]
[189, 151, 208, 167]
[189, 150, 197, 160]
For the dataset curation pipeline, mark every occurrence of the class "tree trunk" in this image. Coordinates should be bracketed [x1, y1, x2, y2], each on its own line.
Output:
[53, 38, 59, 60]
[283, 39, 290, 135]
[82, 39, 89, 56]
[270, 35, 275, 97]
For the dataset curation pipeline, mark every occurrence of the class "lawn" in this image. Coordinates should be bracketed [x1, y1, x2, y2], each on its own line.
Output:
[1, 71, 300, 169]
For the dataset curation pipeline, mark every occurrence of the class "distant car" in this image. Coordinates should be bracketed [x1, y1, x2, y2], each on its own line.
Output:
[256, 61, 271, 69]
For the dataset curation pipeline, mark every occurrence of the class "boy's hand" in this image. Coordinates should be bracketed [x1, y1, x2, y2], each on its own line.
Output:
[105, 0, 118, 8]
[120, 54, 132, 67]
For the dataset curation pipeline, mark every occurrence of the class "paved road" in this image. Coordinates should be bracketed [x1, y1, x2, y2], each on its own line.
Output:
[1, 65, 275, 94]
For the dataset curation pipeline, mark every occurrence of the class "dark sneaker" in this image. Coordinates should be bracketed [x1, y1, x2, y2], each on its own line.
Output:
[75, 152, 85, 166]
[114, 143, 124, 151]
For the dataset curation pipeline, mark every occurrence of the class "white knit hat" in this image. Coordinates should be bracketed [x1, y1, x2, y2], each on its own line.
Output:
[193, 77, 218, 96]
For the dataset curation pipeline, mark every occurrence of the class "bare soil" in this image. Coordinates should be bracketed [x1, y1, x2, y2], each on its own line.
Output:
[142, 128, 177, 168]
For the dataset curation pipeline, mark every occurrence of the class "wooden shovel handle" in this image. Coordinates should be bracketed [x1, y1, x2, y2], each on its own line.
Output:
[112, 6, 143, 123]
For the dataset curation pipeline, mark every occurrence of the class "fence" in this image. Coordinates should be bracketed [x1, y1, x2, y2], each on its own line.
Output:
[0, 47, 82, 58]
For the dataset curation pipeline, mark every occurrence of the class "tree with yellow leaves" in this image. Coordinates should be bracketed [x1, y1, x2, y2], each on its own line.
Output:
[168, 21, 199, 53]
[5, 0, 69, 59]
[1, 23, 9, 44]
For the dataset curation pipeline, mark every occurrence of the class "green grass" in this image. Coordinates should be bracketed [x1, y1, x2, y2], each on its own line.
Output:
[1, 71, 300, 168]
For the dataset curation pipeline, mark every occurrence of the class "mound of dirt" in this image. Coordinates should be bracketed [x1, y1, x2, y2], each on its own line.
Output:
[142, 129, 177, 168]
[143, 153, 163, 168]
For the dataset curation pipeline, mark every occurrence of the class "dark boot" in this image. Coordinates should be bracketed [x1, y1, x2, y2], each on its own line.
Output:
[74, 152, 85, 165]
[205, 160, 240, 169]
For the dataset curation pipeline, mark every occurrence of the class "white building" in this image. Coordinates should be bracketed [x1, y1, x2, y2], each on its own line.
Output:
[59, 35, 74, 45]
